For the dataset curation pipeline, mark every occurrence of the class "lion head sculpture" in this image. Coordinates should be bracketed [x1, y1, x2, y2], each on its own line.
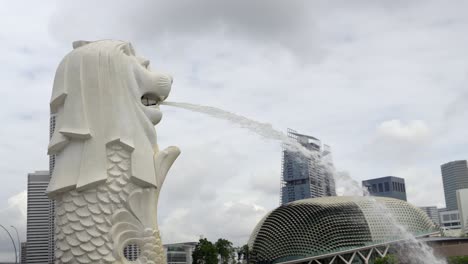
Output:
[47, 40, 178, 196]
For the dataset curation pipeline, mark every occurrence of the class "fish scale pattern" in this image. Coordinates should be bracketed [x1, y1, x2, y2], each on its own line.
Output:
[55, 143, 137, 263]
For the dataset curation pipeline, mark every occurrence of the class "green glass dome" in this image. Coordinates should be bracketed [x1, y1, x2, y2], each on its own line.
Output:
[248, 196, 437, 263]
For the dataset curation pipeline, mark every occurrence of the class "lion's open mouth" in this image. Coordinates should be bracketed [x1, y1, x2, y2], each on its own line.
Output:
[141, 93, 162, 107]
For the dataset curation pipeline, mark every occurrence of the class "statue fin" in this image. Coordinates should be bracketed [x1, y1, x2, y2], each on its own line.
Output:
[154, 146, 180, 188]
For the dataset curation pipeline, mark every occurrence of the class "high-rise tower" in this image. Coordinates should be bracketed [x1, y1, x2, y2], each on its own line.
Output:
[26, 170, 51, 264]
[280, 129, 336, 204]
[441, 160, 468, 210]
[48, 114, 56, 263]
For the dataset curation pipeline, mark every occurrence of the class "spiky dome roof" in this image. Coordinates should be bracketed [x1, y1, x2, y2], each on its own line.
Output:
[248, 196, 437, 263]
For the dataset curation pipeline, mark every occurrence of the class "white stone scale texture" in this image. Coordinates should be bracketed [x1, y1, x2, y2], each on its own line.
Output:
[47, 40, 180, 264]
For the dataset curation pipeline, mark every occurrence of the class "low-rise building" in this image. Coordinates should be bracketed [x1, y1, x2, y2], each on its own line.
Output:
[164, 242, 197, 264]
[439, 209, 461, 230]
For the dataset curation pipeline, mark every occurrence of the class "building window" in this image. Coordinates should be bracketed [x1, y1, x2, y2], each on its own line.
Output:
[384, 182, 389, 192]
[372, 184, 377, 193]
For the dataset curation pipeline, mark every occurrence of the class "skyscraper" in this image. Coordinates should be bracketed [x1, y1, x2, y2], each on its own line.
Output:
[441, 160, 468, 210]
[48, 114, 56, 263]
[26, 170, 51, 264]
[280, 129, 336, 204]
[362, 176, 407, 201]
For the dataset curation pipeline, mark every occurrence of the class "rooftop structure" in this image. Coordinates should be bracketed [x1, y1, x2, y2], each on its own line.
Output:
[362, 176, 407, 201]
[441, 160, 468, 211]
[280, 129, 336, 204]
[249, 196, 437, 264]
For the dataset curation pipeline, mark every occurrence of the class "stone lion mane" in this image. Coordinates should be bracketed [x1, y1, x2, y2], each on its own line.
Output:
[47, 40, 171, 196]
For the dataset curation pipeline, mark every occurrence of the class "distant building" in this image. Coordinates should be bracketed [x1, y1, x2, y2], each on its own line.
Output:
[362, 176, 407, 201]
[418, 206, 440, 226]
[438, 208, 461, 230]
[280, 129, 336, 204]
[21, 242, 26, 264]
[457, 189, 468, 234]
[121, 242, 197, 263]
[164, 242, 197, 264]
[441, 160, 468, 211]
[26, 170, 51, 264]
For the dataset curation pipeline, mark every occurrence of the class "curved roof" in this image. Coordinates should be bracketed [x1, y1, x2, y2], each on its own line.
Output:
[248, 196, 437, 263]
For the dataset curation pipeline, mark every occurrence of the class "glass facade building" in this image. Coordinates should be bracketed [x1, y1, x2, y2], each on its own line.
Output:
[362, 176, 407, 201]
[280, 129, 336, 205]
[441, 160, 468, 211]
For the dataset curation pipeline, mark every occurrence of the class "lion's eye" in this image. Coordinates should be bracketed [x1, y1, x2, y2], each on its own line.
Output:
[141, 94, 159, 106]
[141, 60, 150, 69]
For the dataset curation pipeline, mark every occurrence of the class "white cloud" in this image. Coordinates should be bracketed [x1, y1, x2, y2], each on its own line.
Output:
[377, 120, 430, 143]
[396, 167, 446, 208]
[360, 120, 432, 168]
[160, 201, 267, 245]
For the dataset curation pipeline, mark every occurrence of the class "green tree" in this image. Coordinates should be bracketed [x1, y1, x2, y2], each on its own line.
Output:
[240, 244, 250, 263]
[448, 256, 468, 264]
[375, 254, 398, 264]
[215, 238, 234, 264]
[192, 238, 218, 264]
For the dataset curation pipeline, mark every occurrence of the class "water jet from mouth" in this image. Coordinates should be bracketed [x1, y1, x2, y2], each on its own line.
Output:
[162, 101, 446, 264]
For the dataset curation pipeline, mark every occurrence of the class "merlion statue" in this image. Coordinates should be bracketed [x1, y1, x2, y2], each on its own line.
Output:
[47, 39, 180, 264]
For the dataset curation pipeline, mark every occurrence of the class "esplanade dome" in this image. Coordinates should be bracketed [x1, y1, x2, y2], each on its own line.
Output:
[248, 196, 438, 263]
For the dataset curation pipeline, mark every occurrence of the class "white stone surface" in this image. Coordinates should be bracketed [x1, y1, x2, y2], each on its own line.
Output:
[48, 40, 179, 263]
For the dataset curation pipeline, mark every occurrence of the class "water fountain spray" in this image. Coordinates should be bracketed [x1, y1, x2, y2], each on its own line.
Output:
[162, 101, 447, 264]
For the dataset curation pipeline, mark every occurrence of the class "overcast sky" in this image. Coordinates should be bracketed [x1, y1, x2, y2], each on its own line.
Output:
[1, 0, 468, 261]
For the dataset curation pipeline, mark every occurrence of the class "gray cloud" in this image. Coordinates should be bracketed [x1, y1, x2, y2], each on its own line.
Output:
[49, 0, 326, 61]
